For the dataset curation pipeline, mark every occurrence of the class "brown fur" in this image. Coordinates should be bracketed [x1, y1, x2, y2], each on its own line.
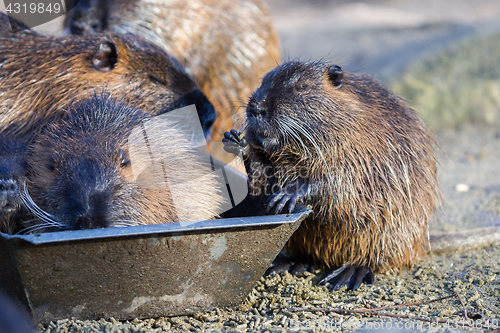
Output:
[0, 13, 215, 141]
[239, 61, 439, 273]
[64, 0, 281, 141]
[25, 94, 223, 232]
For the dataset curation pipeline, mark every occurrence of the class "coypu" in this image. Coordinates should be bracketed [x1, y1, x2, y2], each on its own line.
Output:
[25, 93, 223, 232]
[0, 136, 30, 235]
[0, 13, 215, 141]
[63, 0, 281, 141]
[224, 61, 440, 290]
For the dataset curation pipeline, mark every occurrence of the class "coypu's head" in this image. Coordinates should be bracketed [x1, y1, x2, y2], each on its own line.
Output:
[27, 95, 147, 231]
[0, 21, 216, 139]
[26, 95, 174, 231]
[26, 94, 222, 232]
[0, 136, 27, 234]
[82, 34, 216, 138]
[245, 61, 344, 154]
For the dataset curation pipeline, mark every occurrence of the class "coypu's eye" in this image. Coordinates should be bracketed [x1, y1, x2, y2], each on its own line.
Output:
[118, 149, 131, 168]
[149, 75, 167, 86]
[328, 65, 344, 89]
[92, 41, 118, 72]
[295, 83, 309, 91]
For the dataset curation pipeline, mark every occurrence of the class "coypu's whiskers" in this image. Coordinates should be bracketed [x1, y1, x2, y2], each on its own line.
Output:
[21, 184, 64, 230]
[279, 118, 312, 158]
[284, 117, 333, 177]
[228, 109, 247, 131]
[113, 220, 147, 227]
[20, 223, 62, 234]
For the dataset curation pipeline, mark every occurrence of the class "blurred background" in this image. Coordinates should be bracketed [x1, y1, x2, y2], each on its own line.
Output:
[268, 0, 500, 233]
[2, 0, 500, 232]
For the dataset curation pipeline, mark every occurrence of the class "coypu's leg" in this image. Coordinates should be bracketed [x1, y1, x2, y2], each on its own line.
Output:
[319, 265, 374, 291]
[222, 130, 250, 155]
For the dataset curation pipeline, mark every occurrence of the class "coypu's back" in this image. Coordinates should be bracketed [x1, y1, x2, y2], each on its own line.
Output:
[64, 0, 281, 141]
[0, 135, 29, 234]
[0, 13, 215, 141]
[26, 94, 223, 232]
[236, 61, 439, 273]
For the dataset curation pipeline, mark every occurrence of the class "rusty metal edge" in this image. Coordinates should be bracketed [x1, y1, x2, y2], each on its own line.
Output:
[0, 206, 312, 245]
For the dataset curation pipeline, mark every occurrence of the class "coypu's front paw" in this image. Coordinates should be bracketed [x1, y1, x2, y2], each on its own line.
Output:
[318, 265, 374, 291]
[267, 179, 309, 214]
[223, 129, 249, 155]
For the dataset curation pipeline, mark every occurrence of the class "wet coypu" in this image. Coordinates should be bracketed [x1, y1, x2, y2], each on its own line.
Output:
[224, 61, 440, 290]
[0, 13, 215, 141]
[25, 93, 223, 232]
[0, 136, 30, 235]
[63, 0, 281, 141]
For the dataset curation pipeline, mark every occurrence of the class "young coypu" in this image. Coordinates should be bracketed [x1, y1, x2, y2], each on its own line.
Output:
[224, 61, 440, 290]
[0, 136, 30, 235]
[63, 0, 281, 142]
[0, 13, 215, 141]
[25, 93, 223, 232]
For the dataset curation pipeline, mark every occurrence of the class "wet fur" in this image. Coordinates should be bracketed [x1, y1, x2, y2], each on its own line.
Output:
[242, 61, 439, 272]
[0, 13, 215, 141]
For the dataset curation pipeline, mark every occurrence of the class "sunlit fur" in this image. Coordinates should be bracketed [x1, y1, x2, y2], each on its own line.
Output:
[26, 94, 223, 232]
[0, 13, 215, 141]
[63, 0, 281, 142]
[243, 61, 440, 273]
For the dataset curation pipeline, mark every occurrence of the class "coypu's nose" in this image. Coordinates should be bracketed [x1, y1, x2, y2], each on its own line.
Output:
[247, 102, 267, 119]
[73, 191, 109, 230]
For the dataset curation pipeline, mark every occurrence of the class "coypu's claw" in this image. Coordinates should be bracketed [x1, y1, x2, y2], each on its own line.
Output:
[223, 129, 249, 155]
[318, 265, 374, 291]
[267, 179, 309, 214]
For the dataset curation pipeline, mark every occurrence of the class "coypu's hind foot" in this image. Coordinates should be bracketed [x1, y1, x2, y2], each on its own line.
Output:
[319, 265, 374, 291]
[223, 130, 250, 155]
[267, 261, 316, 276]
[266, 251, 316, 276]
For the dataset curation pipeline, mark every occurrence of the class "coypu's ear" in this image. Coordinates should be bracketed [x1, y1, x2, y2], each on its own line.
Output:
[92, 41, 118, 72]
[327, 65, 344, 89]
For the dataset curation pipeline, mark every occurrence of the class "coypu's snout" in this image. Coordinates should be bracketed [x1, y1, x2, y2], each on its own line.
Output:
[71, 191, 110, 230]
[246, 95, 282, 152]
[247, 100, 268, 119]
[58, 159, 117, 230]
[0, 179, 20, 214]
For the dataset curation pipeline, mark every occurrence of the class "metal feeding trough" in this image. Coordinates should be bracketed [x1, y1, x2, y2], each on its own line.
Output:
[0, 205, 310, 324]
[0, 113, 311, 324]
